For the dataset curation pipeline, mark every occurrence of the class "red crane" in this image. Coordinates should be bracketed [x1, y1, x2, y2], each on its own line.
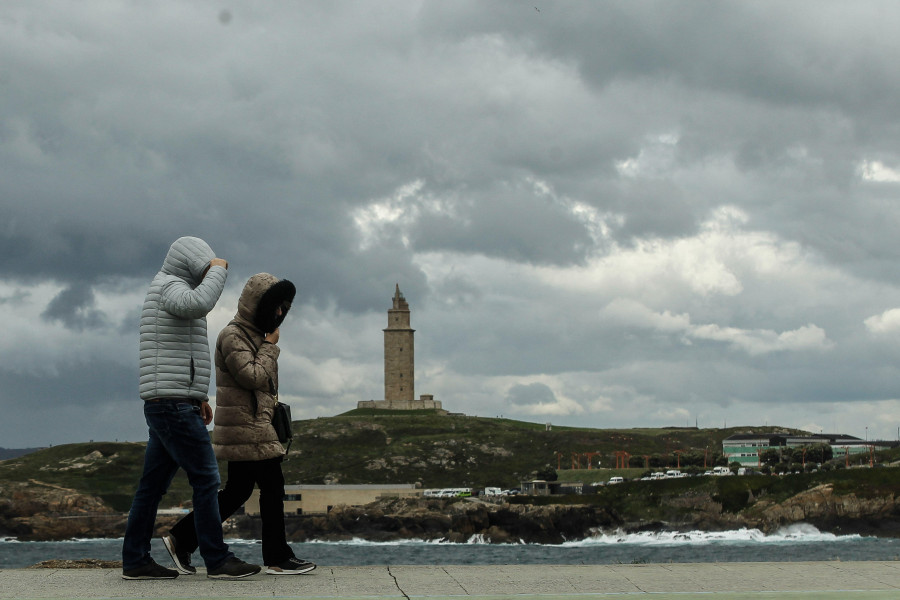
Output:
[614, 451, 631, 469]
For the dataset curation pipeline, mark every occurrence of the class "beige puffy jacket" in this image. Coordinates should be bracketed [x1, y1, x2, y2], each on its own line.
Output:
[211, 273, 295, 462]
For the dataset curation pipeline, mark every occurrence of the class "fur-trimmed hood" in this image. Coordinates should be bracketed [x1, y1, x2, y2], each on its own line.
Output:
[233, 273, 296, 334]
[211, 272, 294, 462]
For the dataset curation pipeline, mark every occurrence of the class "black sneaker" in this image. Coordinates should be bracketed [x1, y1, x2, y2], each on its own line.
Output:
[162, 533, 196, 575]
[122, 558, 179, 580]
[207, 556, 261, 579]
[266, 557, 317, 575]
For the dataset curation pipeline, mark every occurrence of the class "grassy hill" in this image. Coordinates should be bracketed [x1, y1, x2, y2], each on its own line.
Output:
[0, 412, 814, 512]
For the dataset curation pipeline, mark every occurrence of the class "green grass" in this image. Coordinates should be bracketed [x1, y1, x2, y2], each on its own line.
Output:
[0, 441, 198, 511]
[0, 415, 882, 518]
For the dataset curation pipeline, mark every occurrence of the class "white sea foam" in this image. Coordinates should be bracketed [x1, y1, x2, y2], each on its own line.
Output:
[0, 524, 864, 547]
[564, 523, 861, 547]
[301, 537, 452, 546]
[258, 523, 861, 547]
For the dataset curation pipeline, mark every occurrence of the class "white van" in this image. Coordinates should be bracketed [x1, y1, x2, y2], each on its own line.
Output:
[608, 476, 624, 485]
[712, 466, 733, 476]
[483, 487, 503, 496]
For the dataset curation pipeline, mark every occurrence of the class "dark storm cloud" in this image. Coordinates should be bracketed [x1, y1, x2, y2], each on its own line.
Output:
[41, 282, 108, 331]
[417, 1, 900, 273]
[0, 359, 133, 409]
[421, 2, 900, 115]
[3, 1, 900, 446]
[412, 185, 593, 266]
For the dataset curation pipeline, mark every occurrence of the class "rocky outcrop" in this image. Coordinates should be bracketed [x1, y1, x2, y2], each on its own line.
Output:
[227, 487, 900, 542]
[742, 484, 900, 535]
[0, 480, 131, 541]
[232, 497, 617, 544]
[4, 480, 900, 542]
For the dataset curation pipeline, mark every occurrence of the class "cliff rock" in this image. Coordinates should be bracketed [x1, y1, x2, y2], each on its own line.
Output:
[0, 480, 133, 541]
[742, 483, 900, 535]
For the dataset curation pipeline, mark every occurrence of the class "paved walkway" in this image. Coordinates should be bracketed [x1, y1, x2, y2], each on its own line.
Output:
[3, 562, 900, 599]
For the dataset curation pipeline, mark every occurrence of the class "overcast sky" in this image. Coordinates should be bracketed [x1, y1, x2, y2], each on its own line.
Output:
[4, 1, 900, 448]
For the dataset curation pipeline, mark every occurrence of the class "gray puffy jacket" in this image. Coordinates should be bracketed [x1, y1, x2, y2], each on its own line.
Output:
[139, 236, 228, 402]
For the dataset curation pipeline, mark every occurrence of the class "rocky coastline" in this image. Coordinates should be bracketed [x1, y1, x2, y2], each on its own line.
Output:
[3, 479, 899, 543]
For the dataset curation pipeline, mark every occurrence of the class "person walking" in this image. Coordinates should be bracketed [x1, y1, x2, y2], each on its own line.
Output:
[163, 273, 316, 576]
[122, 236, 261, 580]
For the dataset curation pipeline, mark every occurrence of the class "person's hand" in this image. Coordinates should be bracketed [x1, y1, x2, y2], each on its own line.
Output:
[265, 328, 280, 345]
[200, 401, 214, 425]
[209, 258, 228, 270]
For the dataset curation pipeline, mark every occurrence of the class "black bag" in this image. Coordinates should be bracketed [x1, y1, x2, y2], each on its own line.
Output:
[272, 401, 293, 447]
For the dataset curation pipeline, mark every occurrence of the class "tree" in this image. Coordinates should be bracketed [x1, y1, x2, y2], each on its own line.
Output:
[535, 466, 558, 482]
[805, 443, 832, 464]
[760, 449, 781, 467]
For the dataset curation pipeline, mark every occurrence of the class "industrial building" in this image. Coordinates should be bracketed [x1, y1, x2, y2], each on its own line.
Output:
[722, 433, 896, 467]
[244, 483, 421, 516]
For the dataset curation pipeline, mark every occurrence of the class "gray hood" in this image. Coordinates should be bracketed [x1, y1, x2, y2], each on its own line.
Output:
[161, 236, 216, 284]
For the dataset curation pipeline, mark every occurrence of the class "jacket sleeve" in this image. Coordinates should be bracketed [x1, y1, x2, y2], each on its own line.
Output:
[220, 326, 281, 394]
[160, 266, 227, 319]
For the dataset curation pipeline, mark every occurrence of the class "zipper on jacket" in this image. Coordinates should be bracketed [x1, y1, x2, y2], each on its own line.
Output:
[190, 358, 195, 384]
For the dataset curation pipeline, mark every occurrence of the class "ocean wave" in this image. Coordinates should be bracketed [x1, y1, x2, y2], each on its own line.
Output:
[564, 523, 861, 547]
[0, 537, 126, 544]
[257, 523, 862, 547]
[301, 537, 454, 546]
[0, 524, 863, 547]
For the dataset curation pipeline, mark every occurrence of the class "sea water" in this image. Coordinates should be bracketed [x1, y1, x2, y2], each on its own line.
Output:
[2, 524, 899, 569]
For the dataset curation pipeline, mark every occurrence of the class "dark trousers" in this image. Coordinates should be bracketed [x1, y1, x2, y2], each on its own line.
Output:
[123, 400, 231, 570]
[170, 456, 295, 566]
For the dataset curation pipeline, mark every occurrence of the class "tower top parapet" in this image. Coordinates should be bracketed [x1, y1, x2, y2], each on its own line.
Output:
[392, 283, 409, 311]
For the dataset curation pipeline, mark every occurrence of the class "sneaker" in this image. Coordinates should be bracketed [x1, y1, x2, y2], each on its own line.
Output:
[162, 533, 196, 575]
[207, 556, 261, 579]
[266, 557, 317, 575]
[122, 558, 179, 580]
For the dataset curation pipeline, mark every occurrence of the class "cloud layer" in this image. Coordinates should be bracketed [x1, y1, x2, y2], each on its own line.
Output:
[3, 2, 900, 447]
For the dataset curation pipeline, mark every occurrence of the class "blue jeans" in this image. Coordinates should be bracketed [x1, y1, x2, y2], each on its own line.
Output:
[122, 399, 232, 570]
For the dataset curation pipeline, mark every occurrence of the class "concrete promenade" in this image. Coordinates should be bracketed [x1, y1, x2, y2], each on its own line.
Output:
[2, 562, 900, 600]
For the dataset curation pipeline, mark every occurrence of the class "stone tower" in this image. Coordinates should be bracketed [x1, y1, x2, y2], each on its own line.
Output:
[357, 285, 442, 411]
[384, 284, 415, 403]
